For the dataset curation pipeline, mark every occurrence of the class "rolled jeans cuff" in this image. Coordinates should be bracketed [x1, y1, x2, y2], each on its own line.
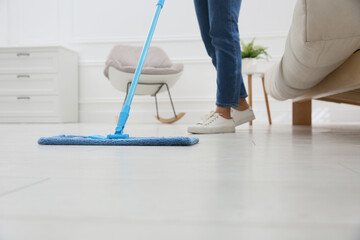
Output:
[216, 102, 239, 108]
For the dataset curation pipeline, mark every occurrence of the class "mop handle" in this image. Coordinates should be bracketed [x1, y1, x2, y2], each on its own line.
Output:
[125, 1, 164, 106]
[157, 0, 165, 8]
[114, 0, 165, 135]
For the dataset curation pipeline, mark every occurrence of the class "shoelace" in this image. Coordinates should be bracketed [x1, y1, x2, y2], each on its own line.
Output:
[197, 112, 221, 126]
[200, 111, 215, 122]
[204, 114, 219, 126]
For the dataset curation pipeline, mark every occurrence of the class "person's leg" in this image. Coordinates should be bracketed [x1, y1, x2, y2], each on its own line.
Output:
[194, 0, 232, 119]
[188, 0, 252, 134]
[208, 0, 247, 111]
[193, 0, 217, 68]
[235, 98, 250, 111]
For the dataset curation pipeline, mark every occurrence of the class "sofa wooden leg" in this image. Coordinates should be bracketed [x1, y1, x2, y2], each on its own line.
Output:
[293, 100, 312, 126]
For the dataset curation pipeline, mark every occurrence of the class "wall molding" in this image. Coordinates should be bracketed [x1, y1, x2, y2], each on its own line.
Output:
[79, 57, 282, 67]
[70, 32, 288, 45]
[79, 97, 360, 124]
[79, 98, 287, 124]
[78, 58, 214, 66]
[80, 97, 220, 104]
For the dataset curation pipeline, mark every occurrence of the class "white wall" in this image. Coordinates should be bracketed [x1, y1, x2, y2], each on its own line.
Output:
[1, 0, 359, 124]
[0, 0, 8, 45]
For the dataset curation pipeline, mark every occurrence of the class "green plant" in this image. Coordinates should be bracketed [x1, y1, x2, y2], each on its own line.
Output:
[241, 38, 269, 59]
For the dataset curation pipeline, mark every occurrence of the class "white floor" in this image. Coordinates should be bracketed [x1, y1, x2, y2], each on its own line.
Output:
[0, 123, 360, 240]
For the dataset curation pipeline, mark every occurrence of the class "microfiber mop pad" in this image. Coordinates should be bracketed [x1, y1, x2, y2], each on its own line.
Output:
[38, 135, 199, 146]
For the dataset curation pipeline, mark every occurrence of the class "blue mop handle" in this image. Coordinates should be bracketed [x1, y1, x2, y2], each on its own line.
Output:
[115, 0, 165, 135]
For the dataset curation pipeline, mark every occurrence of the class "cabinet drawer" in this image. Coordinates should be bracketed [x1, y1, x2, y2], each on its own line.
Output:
[0, 74, 58, 95]
[0, 96, 58, 117]
[0, 51, 58, 73]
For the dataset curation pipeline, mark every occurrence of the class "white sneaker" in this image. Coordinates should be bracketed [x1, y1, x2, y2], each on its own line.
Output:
[188, 112, 236, 134]
[231, 107, 256, 126]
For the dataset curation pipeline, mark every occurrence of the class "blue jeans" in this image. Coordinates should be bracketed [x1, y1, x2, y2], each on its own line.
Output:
[194, 0, 247, 108]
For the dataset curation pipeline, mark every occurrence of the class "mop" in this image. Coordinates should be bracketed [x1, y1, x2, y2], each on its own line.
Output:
[38, 0, 199, 146]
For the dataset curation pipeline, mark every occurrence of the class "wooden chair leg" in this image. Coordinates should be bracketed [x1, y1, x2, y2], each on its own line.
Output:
[248, 75, 253, 126]
[293, 100, 312, 126]
[261, 77, 272, 125]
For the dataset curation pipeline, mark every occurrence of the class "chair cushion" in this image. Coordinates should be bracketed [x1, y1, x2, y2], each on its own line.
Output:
[104, 45, 184, 78]
[265, 0, 360, 100]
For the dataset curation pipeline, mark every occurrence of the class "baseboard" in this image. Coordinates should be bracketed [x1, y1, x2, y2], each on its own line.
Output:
[79, 98, 360, 124]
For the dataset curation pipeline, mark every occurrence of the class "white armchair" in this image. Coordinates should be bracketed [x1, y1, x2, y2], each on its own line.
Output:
[104, 45, 185, 123]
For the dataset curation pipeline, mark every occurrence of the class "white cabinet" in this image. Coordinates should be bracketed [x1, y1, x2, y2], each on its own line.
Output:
[0, 46, 78, 123]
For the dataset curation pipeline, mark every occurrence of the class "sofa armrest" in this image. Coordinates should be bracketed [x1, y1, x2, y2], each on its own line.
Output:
[294, 51, 360, 103]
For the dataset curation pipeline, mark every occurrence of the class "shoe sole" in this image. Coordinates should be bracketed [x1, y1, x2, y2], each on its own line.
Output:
[187, 126, 235, 134]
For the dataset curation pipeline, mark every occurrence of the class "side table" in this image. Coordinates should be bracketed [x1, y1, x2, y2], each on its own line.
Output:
[243, 71, 272, 125]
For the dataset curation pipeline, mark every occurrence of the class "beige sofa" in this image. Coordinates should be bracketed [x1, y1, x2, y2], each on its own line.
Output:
[265, 0, 360, 125]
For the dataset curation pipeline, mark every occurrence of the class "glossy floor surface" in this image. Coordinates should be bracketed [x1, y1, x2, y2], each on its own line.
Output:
[0, 123, 360, 240]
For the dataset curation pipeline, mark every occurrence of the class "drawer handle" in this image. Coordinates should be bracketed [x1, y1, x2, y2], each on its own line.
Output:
[17, 74, 31, 78]
[17, 96, 31, 100]
[16, 52, 30, 57]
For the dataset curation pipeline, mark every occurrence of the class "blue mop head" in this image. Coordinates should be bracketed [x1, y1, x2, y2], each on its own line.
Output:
[38, 135, 199, 146]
